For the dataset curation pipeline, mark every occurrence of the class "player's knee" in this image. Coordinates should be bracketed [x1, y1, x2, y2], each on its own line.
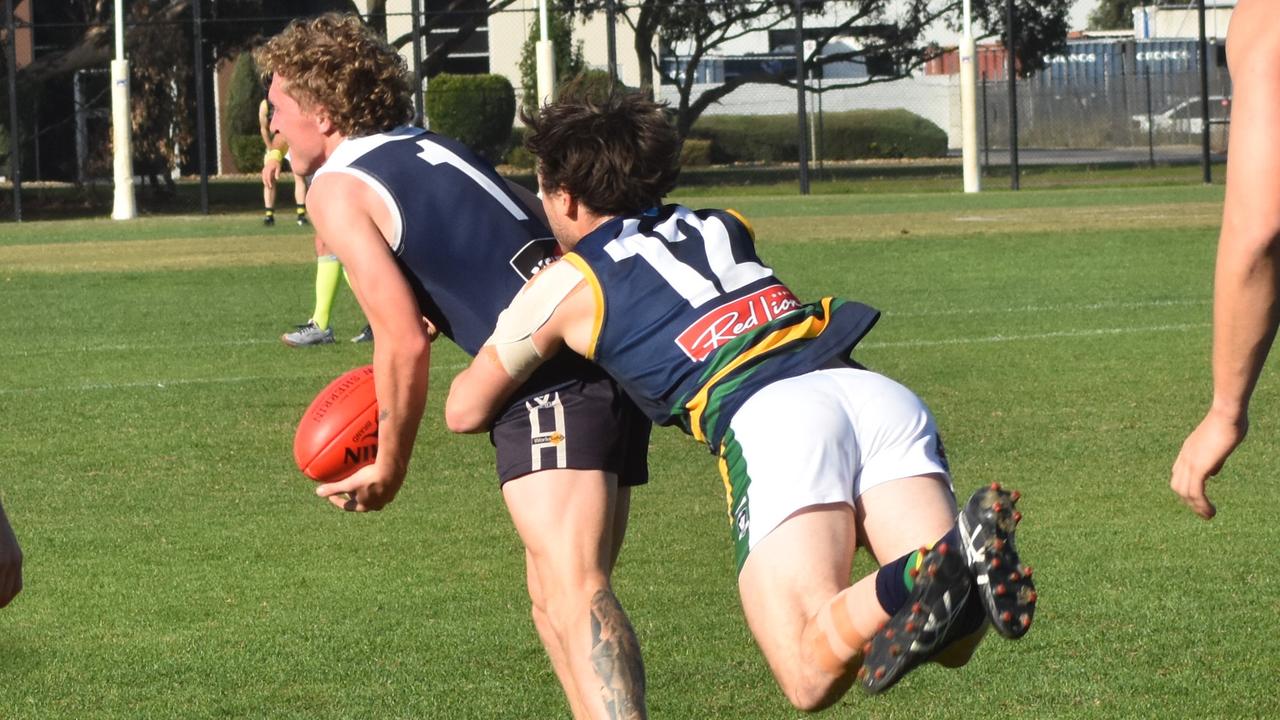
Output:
[540, 577, 610, 636]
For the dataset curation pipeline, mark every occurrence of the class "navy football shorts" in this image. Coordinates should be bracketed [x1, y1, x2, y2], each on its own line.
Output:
[490, 374, 651, 486]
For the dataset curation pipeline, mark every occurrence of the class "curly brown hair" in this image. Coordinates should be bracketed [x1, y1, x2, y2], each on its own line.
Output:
[254, 13, 413, 137]
[522, 84, 681, 217]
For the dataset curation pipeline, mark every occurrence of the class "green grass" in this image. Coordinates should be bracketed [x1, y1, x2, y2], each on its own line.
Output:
[2, 179, 1277, 719]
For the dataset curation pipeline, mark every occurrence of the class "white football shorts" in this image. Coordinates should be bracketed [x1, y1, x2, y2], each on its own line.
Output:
[723, 366, 952, 561]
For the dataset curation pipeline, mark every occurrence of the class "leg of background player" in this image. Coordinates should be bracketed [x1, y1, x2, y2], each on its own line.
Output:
[293, 171, 309, 225]
[281, 237, 340, 347]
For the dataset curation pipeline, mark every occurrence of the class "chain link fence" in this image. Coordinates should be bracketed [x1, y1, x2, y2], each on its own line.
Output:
[0, 3, 1235, 220]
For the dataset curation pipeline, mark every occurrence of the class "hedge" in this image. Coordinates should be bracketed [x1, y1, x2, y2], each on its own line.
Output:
[229, 134, 267, 174]
[226, 53, 264, 138]
[426, 73, 516, 163]
[689, 109, 947, 163]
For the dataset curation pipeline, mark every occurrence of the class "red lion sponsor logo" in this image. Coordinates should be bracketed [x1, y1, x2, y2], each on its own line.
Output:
[676, 284, 801, 361]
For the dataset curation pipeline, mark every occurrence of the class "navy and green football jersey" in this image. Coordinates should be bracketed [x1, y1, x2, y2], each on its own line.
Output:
[563, 204, 880, 451]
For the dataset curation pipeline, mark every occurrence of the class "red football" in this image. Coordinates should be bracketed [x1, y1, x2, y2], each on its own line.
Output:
[294, 365, 379, 483]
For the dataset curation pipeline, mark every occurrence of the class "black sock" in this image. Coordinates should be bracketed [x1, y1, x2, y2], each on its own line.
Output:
[873, 525, 961, 615]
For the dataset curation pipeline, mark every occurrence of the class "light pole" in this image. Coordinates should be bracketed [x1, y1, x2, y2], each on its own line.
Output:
[535, 0, 556, 106]
[959, 0, 980, 192]
[110, 0, 136, 219]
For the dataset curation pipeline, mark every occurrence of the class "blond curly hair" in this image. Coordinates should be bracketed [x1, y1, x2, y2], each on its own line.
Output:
[254, 13, 413, 137]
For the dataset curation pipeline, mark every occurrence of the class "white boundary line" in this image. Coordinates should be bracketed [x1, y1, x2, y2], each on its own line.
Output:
[0, 323, 1210, 395]
[0, 298, 1210, 361]
[0, 363, 473, 396]
[884, 298, 1208, 318]
[861, 322, 1210, 350]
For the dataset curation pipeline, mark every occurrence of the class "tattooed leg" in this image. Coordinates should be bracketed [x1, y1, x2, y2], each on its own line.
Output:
[589, 589, 647, 720]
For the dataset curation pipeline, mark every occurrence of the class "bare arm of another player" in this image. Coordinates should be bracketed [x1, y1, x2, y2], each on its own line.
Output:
[0, 500, 22, 608]
[445, 263, 595, 433]
[259, 100, 273, 147]
[307, 174, 433, 511]
[1172, 0, 1280, 519]
[260, 100, 285, 190]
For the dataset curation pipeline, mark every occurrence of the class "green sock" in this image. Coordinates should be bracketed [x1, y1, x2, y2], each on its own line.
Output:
[312, 255, 341, 330]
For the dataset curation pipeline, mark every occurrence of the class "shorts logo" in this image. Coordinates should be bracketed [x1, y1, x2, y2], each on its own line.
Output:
[527, 392, 567, 470]
[676, 284, 801, 362]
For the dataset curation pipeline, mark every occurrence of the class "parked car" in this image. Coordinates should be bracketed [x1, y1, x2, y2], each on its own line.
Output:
[1133, 96, 1231, 134]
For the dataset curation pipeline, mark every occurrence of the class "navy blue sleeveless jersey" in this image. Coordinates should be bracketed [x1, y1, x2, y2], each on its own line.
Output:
[562, 205, 880, 451]
[315, 127, 560, 355]
[314, 127, 601, 395]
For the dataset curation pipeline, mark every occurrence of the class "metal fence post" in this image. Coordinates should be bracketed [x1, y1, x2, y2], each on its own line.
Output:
[1144, 60, 1155, 168]
[982, 71, 990, 170]
[793, 0, 809, 195]
[1006, 0, 1019, 191]
[5, 0, 21, 221]
[1196, 0, 1211, 184]
[605, 0, 618, 83]
[411, 0, 424, 126]
[192, 0, 209, 214]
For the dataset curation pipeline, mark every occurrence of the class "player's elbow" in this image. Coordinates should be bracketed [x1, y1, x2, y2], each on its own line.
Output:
[444, 389, 489, 434]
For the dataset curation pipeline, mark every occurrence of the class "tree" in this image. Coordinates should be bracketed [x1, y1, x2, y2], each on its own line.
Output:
[386, 1, 524, 78]
[1087, 0, 1142, 31]
[564, 0, 1070, 138]
[517, 3, 585, 112]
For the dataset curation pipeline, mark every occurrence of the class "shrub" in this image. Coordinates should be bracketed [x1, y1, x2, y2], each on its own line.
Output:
[517, 4, 585, 113]
[561, 68, 631, 102]
[226, 52, 264, 137]
[502, 126, 534, 168]
[690, 109, 947, 163]
[229, 134, 267, 174]
[427, 73, 517, 163]
[680, 138, 712, 167]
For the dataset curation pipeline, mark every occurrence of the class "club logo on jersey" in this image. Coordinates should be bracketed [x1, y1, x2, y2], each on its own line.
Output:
[509, 237, 560, 281]
[675, 284, 801, 361]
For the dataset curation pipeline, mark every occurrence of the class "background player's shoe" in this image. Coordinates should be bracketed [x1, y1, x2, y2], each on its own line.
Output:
[350, 324, 373, 343]
[263, 213, 275, 226]
[282, 320, 334, 347]
[297, 213, 310, 226]
[957, 483, 1037, 639]
[858, 543, 981, 694]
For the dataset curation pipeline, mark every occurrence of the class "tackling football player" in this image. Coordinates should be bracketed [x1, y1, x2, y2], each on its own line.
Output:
[446, 87, 1038, 705]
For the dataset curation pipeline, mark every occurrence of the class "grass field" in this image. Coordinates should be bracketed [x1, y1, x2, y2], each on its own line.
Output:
[1, 178, 1278, 719]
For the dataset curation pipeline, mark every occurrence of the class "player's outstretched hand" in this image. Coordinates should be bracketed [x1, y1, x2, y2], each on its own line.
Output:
[0, 507, 23, 608]
[1171, 410, 1247, 520]
[315, 463, 403, 513]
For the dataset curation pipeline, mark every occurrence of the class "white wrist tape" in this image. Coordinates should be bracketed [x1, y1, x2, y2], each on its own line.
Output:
[488, 260, 585, 381]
